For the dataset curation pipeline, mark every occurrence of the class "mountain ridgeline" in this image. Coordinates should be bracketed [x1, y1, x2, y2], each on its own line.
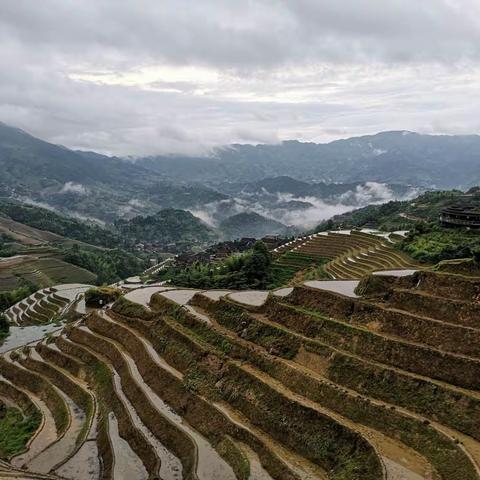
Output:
[1, 122, 480, 227]
[139, 131, 480, 187]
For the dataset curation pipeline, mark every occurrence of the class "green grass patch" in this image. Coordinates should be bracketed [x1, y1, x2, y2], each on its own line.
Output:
[0, 406, 41, 458]
[401, 224, 480, 264]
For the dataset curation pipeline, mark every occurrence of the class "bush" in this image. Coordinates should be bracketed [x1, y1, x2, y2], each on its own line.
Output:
[0, 314, 8, 334]
[0, 279, 39, 312]
[85, 287, 122, 307]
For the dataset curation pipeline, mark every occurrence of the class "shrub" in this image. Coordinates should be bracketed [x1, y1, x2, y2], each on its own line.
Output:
[85, 287, 122, 307]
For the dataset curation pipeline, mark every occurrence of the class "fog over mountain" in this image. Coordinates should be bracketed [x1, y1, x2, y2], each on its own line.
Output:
[1, 1, 480, 236]
[0, 122, 423, 231]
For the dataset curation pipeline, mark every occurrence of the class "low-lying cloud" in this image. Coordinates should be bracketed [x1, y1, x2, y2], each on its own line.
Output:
[60, 181, 88, 195]
[189, 182, 418, 232]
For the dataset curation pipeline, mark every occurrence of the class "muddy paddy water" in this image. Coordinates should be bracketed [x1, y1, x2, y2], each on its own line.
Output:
[304, 280, 360, 298]
[373, 269, 417, 277]
[112, 371, 182, 480]
[124, 286, 173, 307]
[108, 412, 149, 480]
[56, 438, 100, 480]
[227, 291, 269, 307]
[0, 320, 66, 353]
[158, 289, 201, 306]
[201, 290, 232, 300]
[273, 287, 294, 297]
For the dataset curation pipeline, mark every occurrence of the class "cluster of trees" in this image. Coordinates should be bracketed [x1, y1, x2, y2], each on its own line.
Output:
[0, 314, 8, 337]
[0, 279, 38, 312]
[0, 234, 17, 258]
[116, 208, 217, 249]
[63, 245, 146, 285]
[160, 241, 273, 290]
[85, 287, 121, 307]
[401, 223, 480, 264]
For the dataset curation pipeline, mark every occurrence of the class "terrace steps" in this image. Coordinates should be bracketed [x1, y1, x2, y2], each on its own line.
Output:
[93, 311, 329, 480]
[71, 323, 238, 480]
[57, 331, 163, 479]
[273, 231, 419, 281]
[110, 298, 387, 477]
[2, 270, 480, 479]
[186, 307, 433, 480]
[188, 297, 479, 479]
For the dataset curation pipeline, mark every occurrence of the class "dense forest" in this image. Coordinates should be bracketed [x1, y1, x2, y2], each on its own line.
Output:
[116, 208, 218, 250]
[63, 245, 146, 285]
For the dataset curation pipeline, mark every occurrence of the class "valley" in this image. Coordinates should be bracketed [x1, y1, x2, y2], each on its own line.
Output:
[1, 125, 480, 480]
[2, 2, 480, 478]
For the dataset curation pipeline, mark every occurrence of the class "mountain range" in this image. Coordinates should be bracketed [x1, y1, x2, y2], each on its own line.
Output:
[139, 130, 480, 188]
[1, 122, 479, 238]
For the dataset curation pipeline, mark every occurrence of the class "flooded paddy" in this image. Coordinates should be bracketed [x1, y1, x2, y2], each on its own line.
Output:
[124, 286, 173, 307]
[55, 284, 91, 302]
[112, 371, 182, 480]
[56, 439, 100, 480]
[273, 287, 294, 297]
[158, 289, 200, 306]
[373, 269, 417, 277]
[3, 257, 473, 480]
[108, 412, 148, 480]
[0, 320, 66, 353]
[227, 291, 269, 307]
[28, 390, 85, 473]
[87, 325, 236, 480]
[201, 290, 232, 300]
[304, 280, 360, 298]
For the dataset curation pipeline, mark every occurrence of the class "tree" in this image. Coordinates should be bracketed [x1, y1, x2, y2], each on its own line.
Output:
[472, 247, 480, 264]
[243, 241, 272, 289]
[0, 314, 9, 334]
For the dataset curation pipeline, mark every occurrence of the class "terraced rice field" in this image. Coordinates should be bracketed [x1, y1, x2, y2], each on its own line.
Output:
[273, 230, 418, 280]
[4, 284, 91, 327]
[0, 255, 97, 290]
[0, 284, 92, 354]
[1, 270, 480, 479]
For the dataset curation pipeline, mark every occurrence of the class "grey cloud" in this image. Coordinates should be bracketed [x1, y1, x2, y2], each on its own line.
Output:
[2, 1, 480, 67]
[0, 1, 479, 155]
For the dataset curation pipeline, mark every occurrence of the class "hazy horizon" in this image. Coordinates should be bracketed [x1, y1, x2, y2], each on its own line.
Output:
[4, 121, 480, 160]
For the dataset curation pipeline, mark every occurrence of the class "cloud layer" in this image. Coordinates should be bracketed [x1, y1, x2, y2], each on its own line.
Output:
[0, 1, 479, 155]
[188, 182, 419, 231]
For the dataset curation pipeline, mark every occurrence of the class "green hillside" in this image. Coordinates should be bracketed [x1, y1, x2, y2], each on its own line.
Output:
[315, 190, 471, 232]
[116, 208, 219, 249]
[316, 188, 480, 266]
[219, 212, 290, 240]
[0, 201, 119, 247]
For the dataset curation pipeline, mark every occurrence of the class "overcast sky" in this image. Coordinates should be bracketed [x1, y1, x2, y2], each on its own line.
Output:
[1, 0, 480, 156]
